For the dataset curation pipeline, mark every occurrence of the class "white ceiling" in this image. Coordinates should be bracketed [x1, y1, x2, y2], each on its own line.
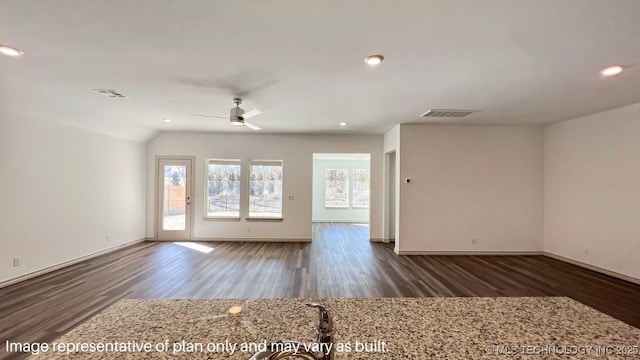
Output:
[1, 0, 639, 142]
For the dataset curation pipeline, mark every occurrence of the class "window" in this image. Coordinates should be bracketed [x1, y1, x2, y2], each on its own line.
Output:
[325, 169, 349, 208]
[352, 169, 370, 208]
[162, 164, 187, 230]
[206, 160, 241, 217]
[249, 160, 283, 218]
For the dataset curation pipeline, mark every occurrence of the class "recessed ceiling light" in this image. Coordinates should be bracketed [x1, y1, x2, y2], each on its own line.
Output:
[0, 45, 24, 57]
[600, 65, 623, 77]
[339, 122, 348, 127]
[364, 55, 384, 65]
[163, 118, 172, 123]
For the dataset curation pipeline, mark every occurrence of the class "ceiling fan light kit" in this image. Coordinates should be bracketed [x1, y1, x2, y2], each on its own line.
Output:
[230, 98, 245, 122]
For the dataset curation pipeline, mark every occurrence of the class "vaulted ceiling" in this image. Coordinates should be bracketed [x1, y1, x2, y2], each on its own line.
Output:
[1, 0, 639, 141]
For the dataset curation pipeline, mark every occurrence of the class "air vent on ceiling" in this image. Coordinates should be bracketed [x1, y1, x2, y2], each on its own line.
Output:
[94, 89, 127, 98]
[420, 109, 476, 118]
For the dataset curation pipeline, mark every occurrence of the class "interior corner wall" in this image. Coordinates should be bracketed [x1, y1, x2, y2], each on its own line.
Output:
[544, 103, 640, 280]
[397, 124, 543, 253]
[0, 114, 147, 284]
[145, 132, 383, 241]
[312, 158, 371, 223]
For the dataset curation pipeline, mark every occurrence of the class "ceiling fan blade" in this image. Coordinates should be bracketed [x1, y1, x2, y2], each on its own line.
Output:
[243, 109, 262, 119]
[244, 122, 261, 131]
[177, 74, 281, 100]
[189, 114, 228, 119]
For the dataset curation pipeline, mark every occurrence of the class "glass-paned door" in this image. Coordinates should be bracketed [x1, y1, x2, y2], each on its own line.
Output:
[157, 158, 192, 240]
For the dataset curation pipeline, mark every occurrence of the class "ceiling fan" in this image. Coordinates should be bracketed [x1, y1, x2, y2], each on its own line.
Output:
[190, 98, 262, 130]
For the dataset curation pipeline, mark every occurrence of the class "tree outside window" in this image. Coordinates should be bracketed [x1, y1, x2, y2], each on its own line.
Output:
[352, 169, 370, 208]
[207, 161, 241, 217]
[249, 161, 283, 217]
[325, 169, 349, 207]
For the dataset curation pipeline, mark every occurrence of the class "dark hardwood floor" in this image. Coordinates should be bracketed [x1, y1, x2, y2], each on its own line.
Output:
[1, 223, 640, 359]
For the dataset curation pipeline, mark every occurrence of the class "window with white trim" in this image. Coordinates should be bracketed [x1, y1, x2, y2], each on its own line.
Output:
[249, 160, 283, 218]
[325, 169, 349, 208]
[206, 160, 241, 218]
[352, 169, 370, 208]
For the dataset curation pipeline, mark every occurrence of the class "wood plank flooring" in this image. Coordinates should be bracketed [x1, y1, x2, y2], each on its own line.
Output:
[1, 223, 640, 360]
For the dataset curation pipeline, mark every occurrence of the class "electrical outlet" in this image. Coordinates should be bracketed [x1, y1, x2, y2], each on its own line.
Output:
[106, 234, 112, 242]
[13, 257, 21, 267]
[584, 248, 590, 256]
[471, 238, 477, 245]
[247, 227, 251, 233]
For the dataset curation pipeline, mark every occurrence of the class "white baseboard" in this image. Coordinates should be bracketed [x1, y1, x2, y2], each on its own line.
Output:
[370, 238, 384, 243]
[188, 237, 311, 243]
[395, 250, 543, 256]
[0, 238, 146, 289]
[543, 252, 640, 286]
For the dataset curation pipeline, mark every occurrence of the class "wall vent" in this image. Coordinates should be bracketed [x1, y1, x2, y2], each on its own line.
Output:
[420, 109, 476, 118]
[94, 89, 127, 98]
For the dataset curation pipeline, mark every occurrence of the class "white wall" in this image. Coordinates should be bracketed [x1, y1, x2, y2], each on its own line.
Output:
[397, 124, 543, 253]
[312, 158, 371, 223]
[383, 125, 400, 154]
[544, 103, 640, 280]
[146, 132, 383, 240]
[0, 115, 147, 284]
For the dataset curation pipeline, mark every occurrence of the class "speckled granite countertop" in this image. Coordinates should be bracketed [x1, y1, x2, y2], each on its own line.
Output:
[26, 297, 640, 359]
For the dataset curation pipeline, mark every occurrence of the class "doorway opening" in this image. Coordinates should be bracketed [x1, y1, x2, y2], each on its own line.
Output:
[385, 151, 396, 243]
[312, 153, 371, 241]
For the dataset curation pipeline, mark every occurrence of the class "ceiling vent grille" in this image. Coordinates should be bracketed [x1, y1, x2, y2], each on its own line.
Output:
[420, 109, 476, 118]
[94, 89, 127, 98]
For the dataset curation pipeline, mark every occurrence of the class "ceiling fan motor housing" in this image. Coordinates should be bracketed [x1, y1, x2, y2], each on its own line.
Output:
[230, 106, 245, 124]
